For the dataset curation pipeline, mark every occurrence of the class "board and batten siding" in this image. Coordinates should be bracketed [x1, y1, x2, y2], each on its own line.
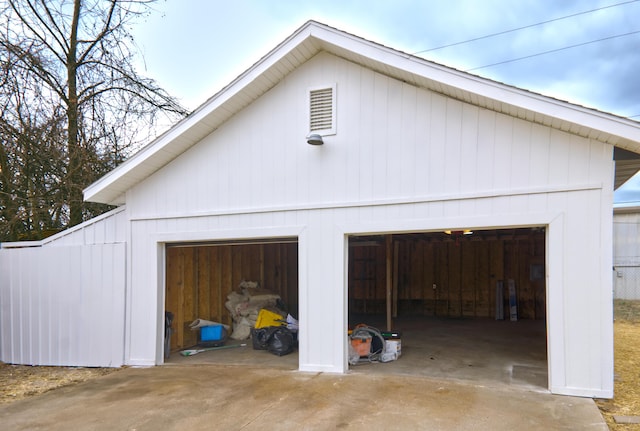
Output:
[0, 207, 127, 367]
[127, 53, 611, 220]
[613, 211, 640, 299]
[121, 52, 613, 397]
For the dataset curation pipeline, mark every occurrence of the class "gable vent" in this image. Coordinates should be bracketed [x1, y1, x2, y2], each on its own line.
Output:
[308, 85, 336, 134]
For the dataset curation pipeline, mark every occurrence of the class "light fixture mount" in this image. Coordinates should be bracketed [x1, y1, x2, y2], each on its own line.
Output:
[306, 133, 324, 145]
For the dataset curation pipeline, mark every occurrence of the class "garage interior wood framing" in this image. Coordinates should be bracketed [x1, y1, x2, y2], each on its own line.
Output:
[349, 228, 546, 326]
[165, 240, 298, 352]
[166, 228, 545, 353]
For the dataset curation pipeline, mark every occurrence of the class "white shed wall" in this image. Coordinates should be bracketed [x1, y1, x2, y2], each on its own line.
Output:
[613, 211, 640, 299]
[120, 53, 616, 397]
[613, 212, 640, 265]
[0, 207, 128, 367]
[0, 243, 126, 367]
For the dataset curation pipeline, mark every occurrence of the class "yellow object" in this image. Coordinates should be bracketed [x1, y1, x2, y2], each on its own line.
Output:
[255, 309, 285, 329]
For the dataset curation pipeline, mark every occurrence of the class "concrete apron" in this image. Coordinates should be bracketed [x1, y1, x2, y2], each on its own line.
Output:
[0, 364, 607, 431]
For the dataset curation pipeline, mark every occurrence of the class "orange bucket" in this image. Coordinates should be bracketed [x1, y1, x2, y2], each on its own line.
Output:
[350, 335, 372, 357]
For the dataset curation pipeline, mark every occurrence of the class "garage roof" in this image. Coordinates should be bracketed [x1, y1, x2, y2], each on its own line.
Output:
[84, 20, 640, 205]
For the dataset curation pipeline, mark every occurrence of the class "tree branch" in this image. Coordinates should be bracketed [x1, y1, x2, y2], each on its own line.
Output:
[8, 0, 67, 65]
[76, 0, 117, 66]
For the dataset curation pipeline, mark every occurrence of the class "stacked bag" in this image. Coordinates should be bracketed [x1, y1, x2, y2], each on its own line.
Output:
[225, 281, 283, 340]
[251, 308, 298, 356]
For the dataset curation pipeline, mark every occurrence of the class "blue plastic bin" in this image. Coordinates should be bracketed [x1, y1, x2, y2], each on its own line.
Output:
[200, 325, 224, 342]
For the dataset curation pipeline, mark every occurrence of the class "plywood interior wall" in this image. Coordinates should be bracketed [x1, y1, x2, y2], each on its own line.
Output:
[349, 228, 546, 320]
[165, 242, 298, 351]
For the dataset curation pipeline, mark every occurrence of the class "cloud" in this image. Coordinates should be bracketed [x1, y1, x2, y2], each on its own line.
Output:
[132, 0, 640, 117]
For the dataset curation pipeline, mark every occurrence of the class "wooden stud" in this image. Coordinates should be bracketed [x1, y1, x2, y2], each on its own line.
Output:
[386, 235, 392, 331]
[392, 240, 399, 318]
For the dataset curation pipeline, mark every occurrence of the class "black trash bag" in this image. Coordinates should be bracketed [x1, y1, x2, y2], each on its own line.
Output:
[267, 327, 295, 356]
[251, 326, 276, 350]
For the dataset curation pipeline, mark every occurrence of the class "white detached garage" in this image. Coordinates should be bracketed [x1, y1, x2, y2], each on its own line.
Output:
[2, 21, 640, 398]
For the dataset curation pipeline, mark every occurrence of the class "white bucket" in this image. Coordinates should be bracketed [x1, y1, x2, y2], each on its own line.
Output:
[384, 339, 401, 357]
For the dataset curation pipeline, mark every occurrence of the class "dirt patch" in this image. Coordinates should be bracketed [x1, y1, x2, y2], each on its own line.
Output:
[614, 300, 640, 324]
[0, 363, 120, 404]
[596, 300, 640, 430]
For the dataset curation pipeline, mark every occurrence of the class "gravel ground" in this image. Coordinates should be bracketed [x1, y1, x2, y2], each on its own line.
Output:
[0, 363, 119, 404]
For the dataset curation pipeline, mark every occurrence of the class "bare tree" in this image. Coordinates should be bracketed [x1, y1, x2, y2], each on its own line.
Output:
[0, 24, 68, 240]
[0, 0, 187, 234]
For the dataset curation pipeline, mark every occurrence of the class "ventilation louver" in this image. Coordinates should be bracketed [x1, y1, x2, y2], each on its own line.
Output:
[309, 86, 335, 134]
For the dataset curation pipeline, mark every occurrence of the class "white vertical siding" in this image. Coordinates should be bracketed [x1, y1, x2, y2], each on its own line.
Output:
[613, 211, 640, 299]
[125, 184, 614, 396]
[127, 220, 160, 366]
[117, 52, 616, 397]
[614, 212, 640, 266]
[127, 54, 605, 222]
[598, 177, 615, 395]
[0, 243, 125, 367]
[0, 207, 128, 367]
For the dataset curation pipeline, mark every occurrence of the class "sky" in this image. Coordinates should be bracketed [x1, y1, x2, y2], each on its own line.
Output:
[129, 0, 640, 202]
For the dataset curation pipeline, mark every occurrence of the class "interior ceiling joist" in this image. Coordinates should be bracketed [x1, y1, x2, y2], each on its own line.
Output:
[349, 228, 545, 245]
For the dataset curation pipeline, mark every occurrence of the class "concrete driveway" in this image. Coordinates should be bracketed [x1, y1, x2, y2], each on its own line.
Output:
[0, 364, 607, 430]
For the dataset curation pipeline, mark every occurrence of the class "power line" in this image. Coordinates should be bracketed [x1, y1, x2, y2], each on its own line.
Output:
[466, 30, 640, 71]
[413, 0, 639, 54]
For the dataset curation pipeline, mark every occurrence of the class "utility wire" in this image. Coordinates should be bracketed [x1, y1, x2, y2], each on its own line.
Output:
[466, 30, 640, 71]
[407, 2, 640, 119]
[413, 0, 639, 54]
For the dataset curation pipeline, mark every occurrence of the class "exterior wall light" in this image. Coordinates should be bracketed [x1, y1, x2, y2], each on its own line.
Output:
[306, 133, 324, 145]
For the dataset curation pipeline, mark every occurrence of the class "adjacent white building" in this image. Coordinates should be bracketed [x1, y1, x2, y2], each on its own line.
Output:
[3, 21, 640, 398]
[613, 204, 640, 299]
